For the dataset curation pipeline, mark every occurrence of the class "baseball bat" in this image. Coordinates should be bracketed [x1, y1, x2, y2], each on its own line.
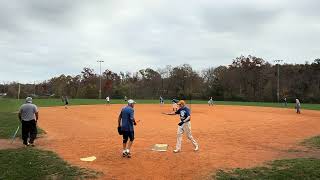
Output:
[11, 126, 20, 144]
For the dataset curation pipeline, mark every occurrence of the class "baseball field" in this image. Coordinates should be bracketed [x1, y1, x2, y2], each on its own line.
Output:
[1, 99, 320, 179]
[32, 101, 320, 179]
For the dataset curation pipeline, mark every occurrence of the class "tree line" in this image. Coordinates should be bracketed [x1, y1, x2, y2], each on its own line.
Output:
[1, 56, 319, 103]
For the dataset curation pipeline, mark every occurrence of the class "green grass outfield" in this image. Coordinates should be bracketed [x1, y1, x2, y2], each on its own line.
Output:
[0, 98, 319, 110]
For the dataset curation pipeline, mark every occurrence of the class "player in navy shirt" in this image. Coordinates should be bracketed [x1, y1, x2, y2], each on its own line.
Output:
[118, 99, 137, 158]
[175, 105, 191, 124]
[164, 100, 199, 153]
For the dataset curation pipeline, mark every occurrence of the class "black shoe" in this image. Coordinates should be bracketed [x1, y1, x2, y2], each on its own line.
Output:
[127, 152, 131, 158]
[122, 152, 128, 157]
[24, 142, 31, 147]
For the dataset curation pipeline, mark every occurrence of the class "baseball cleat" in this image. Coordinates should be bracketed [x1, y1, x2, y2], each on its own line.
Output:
[173, 149, 180, 153]
[194, 145, 199, 151]
[122, 150, 128, 157]
[126, 149, 131, 158]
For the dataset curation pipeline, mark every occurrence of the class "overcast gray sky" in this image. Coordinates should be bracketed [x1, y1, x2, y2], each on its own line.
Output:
[1, 0, 319, 83]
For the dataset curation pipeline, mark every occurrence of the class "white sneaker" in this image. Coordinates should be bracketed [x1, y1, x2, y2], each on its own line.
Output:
[194, 145, 199, 151]
[173, 149, 180, 153]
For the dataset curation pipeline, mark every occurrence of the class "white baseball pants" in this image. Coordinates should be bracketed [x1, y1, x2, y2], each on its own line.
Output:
[176, 121, 198, 150]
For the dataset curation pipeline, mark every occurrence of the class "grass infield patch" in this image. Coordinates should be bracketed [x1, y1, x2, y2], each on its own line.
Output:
[214, 136, 320, 180]
[0, 148, 101, 180]
[214, 158, 320, 180]
[301, 136, 320, 149]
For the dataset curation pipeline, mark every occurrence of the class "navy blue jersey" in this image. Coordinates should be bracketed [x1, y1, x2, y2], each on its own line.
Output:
[120, 106, 135, 132]
[175, 106, 190, 121]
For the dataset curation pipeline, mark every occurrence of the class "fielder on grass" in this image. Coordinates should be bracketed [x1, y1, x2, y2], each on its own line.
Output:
[18, 97, 39, 147]
[172, 99, 178, 111]
[106, 96, 110, 105]
[63, 96, 69, 109]
[164, 100, 199, 153]
[208, 97, 214, 106]
[295, 98, 301, 114]
[118, 99, 137, 158]
[160, 96, 164, 105]
[283, 97, 287, 107]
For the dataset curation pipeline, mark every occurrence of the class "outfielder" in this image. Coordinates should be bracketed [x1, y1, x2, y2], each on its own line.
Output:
[295, 98, 301, 114]
[63, 96, 69, 109]
[164, 100, 199, 153]
[106, 96, 110, 105]
[208, 97, 214, 106]
[118, 99, 137, 158]
[283, 97, 287, 107]
[172, 99, 178, 111]
[159, 96, 164, 105]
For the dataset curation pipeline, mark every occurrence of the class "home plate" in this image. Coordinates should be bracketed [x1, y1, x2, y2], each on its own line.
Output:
[80, 156, 96, 162]
[152, 144, 168, 152]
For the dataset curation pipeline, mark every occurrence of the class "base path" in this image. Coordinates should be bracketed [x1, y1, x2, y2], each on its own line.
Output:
[0, 139, 24, 150]
[37, 104, 320, 179]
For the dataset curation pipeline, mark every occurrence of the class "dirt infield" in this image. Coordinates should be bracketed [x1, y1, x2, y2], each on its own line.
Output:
[0, 139, 24, 150]
[37, 104, 320, 180]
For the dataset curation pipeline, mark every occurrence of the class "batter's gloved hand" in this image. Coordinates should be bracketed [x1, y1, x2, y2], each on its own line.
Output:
[117, 126, 123, 135]
[178, 121, 184, 126]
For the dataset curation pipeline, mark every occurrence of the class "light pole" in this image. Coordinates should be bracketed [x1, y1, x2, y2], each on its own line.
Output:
[183, 74, 192, 111]
[97, 60, 104, 99]
[190, 75, 193, 111]
[2, 81, 5, 94]
[18, 83, 20, 100]
[183, 75, 187, 100]
[274, 60, 283, 102]
[34, 81, 36, 96]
